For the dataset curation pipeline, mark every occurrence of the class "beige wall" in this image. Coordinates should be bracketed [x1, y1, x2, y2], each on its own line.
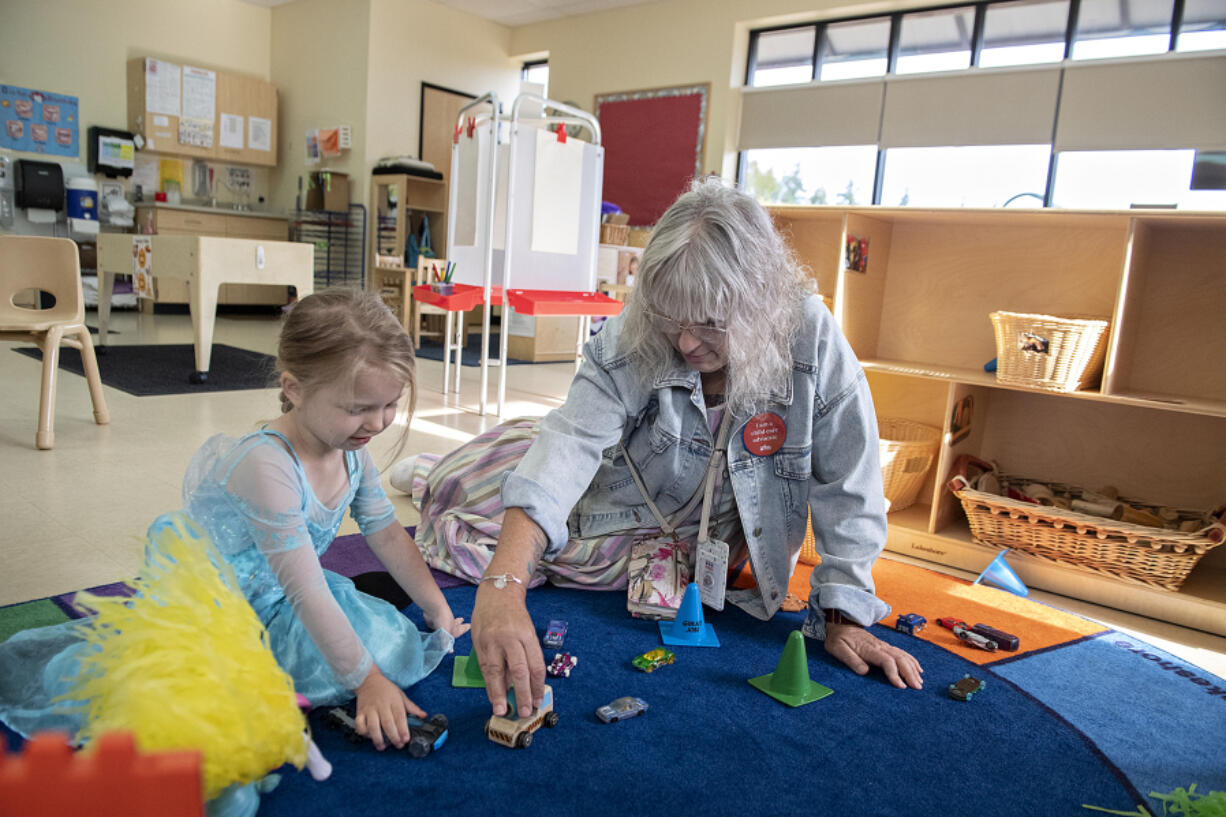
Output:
[0, 0, 271, 165]
[269, 0, 372, 210]
[509, 0, 930, 178]
[366, 0, 521, 170]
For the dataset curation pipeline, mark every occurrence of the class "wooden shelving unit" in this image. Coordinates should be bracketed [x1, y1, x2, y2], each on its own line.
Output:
[770, 204, 1226, 636]
[368, 173, 448, 331]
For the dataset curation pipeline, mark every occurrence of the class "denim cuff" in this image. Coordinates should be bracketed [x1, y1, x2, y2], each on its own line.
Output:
[501, 471, 569, 558]
[801, 585, 891, 641]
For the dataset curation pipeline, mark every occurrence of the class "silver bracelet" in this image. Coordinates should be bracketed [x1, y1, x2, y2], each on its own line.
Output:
[479, 572, 524, 589]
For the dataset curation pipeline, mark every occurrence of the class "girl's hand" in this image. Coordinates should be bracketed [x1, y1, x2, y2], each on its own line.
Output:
[354, 665, 425, 751]
[424, 606, 472, 640]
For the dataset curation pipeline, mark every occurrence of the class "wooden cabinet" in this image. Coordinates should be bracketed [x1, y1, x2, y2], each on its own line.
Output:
[369, 173, 448, 328]
[127, 58, 278, 166]
[135, 205, 289, 305]
[770, 205, 1226, 636]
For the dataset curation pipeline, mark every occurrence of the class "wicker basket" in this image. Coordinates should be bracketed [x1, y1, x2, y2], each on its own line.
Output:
[600, 223, 629, 245]
[990, 311, 1111, 392]
[878, 418, 941, 513]
[948, 475, 1224, 591]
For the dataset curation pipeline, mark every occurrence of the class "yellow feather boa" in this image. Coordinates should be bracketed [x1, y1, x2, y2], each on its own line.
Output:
[62, 512, 308, 800]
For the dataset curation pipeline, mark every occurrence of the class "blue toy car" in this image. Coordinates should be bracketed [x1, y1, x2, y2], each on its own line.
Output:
[895, 613, 927, 635]
[543, 619, 568, 649]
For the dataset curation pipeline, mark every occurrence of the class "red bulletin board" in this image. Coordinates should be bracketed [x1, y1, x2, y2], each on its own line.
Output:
[594, 84, 709, 226]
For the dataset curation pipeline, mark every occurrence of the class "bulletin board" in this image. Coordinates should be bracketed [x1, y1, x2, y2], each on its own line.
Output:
[0, 84, 78, 157]
[593, 83, 708, 226]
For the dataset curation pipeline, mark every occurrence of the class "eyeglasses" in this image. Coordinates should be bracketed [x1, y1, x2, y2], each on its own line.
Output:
[646, 310, 727, 346]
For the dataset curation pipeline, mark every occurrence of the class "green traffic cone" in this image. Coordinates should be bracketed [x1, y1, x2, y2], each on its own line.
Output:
[748, 630, 833, 707]
[451, 653, 486, 688]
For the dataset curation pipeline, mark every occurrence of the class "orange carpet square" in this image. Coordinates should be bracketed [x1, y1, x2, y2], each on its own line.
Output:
[735, 555, 1105, 665]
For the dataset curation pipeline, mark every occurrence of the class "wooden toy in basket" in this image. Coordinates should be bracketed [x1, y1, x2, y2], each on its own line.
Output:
[989, 311, 1110, 392]
[946, 455, 1224, 592]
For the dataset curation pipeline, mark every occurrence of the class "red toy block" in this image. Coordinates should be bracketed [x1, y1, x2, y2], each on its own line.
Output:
[0, 731, 203, 817]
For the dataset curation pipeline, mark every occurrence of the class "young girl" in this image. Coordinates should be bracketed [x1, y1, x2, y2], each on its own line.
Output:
[0, 288, 468, 754]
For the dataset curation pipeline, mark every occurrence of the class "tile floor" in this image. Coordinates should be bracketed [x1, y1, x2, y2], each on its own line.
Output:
[2, 307, 1224, 680]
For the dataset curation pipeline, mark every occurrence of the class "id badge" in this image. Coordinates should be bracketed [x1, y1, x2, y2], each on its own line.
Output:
[696, 538, 730, 611]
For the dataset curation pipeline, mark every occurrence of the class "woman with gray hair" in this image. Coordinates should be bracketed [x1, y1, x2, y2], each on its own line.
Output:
[396, 177, 922, 719]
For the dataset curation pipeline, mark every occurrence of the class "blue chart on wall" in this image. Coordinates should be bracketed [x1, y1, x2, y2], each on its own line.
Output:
[0, 84, 79, 157]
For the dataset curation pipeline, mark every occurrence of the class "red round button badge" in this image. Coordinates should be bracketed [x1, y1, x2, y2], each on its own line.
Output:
[743, 412, 786, 456]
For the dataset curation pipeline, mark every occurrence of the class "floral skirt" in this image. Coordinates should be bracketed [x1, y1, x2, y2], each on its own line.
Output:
[410, 419, 742, 595]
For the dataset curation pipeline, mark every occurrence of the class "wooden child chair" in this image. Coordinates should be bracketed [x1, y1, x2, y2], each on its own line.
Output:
[0, 235, 110, 449]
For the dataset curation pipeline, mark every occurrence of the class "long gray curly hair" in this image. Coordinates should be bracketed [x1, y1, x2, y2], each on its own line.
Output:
[619, 177, 812, 415]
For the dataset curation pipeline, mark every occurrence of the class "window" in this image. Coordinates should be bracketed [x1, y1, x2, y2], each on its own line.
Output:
[896, 6, 976, 74]
[819, 18, 891, 80]
[750, 26, 816, 87]
[979, 0, 1071, 67]
[879, 145, 1052, 207]
[522, 60, 549, 95]
[1178, 0, 1226, 51]
[740, 147, 879, 206]
[1051, 150, 1226, 209]
[1072, 0, 1174, 59]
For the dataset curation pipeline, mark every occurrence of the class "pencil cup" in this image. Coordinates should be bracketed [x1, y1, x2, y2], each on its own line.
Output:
[432, 282, 454, 295]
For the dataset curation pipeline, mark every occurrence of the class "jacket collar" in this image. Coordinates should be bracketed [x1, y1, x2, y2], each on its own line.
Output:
[652, 359, 794, 413]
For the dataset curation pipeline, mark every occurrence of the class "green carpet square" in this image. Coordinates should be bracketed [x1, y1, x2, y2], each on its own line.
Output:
[0, 599, 70, 643]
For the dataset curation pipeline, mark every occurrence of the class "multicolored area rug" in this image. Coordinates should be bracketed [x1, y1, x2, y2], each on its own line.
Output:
[3, 532, 1222, 816]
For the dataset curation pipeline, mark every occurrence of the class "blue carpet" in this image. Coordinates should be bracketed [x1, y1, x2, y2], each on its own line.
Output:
[260, 584, 1140, 817]
[5, 534, 1222, 816]
[993, 634, 1226, 800]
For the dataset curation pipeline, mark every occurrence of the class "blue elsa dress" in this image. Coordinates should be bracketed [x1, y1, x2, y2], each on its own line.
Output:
[0, 429, 453, 815]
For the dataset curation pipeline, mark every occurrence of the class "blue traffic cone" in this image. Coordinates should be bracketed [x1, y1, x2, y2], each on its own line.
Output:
[974, 549, 1029, 597]
[659, 583, 719, 647]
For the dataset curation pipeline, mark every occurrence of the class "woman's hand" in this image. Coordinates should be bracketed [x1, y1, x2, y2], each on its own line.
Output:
[354, 664, 426, 751]
[824, 622, 924, 689]
[471, 578, 545, 718]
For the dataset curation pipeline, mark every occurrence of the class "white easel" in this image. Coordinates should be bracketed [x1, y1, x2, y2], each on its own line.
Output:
[439, 92, 621, 417]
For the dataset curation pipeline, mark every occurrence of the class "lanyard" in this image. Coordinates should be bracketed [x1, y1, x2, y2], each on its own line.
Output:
[619, 409, 733, 540]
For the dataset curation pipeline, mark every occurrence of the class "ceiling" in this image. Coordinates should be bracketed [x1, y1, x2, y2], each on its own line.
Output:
[240, 0, 664, 27]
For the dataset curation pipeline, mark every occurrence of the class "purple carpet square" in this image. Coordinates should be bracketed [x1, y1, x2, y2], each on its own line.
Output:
[322, 527, 467, 589]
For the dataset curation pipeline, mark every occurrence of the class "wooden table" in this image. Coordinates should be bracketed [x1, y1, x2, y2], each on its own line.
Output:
[96, 234, 314, 383]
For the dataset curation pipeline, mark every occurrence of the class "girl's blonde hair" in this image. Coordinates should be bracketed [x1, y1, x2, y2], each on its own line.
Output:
[620, 177, 812, 415]
[275, 287, 417, 462]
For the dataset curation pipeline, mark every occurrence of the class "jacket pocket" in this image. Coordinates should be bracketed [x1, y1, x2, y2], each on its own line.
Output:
[772, 447, 812, 480]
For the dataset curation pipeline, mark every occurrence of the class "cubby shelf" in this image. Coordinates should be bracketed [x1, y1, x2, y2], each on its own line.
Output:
[773, 204, 1226, 637]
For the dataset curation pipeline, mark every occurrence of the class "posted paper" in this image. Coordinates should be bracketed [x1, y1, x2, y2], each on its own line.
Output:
[530, 128, 583, 255]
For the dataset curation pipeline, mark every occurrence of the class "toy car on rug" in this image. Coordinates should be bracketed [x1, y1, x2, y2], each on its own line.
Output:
[324, 706, 449, 758]
[948, 674, 985, 702]
[596, 696, 648, 723]
[543, 619, 568, 649]
[632, 648, 676, 673]
[547, 652, 577, 678]
[485, 685, 558, 749]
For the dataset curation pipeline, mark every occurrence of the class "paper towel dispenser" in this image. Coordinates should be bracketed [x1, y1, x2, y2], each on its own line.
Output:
[15, 159, 64, 211]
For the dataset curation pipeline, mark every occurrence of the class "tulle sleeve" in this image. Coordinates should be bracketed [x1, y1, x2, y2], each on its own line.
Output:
[220, 443, 374, 690]
[349, 446, 397, 537]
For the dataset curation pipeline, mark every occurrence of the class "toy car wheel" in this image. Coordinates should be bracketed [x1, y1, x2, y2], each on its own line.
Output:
[543, 711, 559, 729]
[516, 731, 533, 749]
[408, 735, 432, 758]
[428, 714, 449, 731]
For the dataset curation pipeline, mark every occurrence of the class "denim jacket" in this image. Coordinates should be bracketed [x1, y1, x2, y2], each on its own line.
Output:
[502, 294, 891, 639]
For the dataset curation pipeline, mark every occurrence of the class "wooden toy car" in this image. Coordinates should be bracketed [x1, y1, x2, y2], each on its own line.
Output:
[543, 620, 568, 649]
[484, 685, 558, 749]
[949, 674, 985, 701]
[596, 696, 649, 723]
[632, 648, 676, 673]
[324, 706, 449, 758]
[547, 652, 577, 677]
